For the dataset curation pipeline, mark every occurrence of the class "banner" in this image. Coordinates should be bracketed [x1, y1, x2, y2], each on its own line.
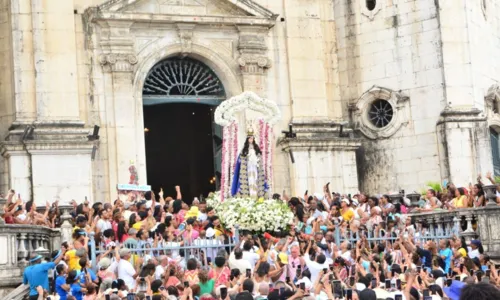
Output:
[117, 184, 151, 192]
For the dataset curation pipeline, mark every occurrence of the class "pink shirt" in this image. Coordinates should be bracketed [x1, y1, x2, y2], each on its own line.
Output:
[182, 230, 200, 241]
[209, 266, 231, 287]
[288, 256, 302, 281]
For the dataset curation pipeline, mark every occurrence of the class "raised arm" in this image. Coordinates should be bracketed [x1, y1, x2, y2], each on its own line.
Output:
[175, 185, 182, 200]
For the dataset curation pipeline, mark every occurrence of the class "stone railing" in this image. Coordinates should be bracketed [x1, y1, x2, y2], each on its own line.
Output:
[408, 205, 500, 258]
[0, 224, 61, 297]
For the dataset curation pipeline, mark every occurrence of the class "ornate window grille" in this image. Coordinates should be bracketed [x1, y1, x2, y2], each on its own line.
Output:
[143, 58, 225, 99]
[368, 99, 394, 128]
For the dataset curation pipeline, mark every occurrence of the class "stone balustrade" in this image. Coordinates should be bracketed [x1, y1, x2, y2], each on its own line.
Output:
[0, 224, 61, 297]
[408, 205, 500, 258]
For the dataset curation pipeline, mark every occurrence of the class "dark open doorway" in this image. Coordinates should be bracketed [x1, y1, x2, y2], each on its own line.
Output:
[143, 103, 216, 202]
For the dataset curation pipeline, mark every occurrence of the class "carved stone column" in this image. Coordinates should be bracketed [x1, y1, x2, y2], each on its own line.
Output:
[59, 205, 74, 244]
[237, 26, 271, 97]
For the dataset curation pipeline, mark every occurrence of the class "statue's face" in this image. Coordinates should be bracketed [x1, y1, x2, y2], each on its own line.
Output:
[248, 137, 254, 144]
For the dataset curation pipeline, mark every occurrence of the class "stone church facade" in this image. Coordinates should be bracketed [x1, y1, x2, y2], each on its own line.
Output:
[0, 0, 499, 204]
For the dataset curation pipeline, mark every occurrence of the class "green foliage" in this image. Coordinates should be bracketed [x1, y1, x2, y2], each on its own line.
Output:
[420, 181, 442, 195]
[425, 181, 442, 193]
[495, 176, 500, 184]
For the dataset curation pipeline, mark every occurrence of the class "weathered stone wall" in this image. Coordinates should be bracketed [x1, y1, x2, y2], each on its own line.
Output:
[1, 0, 499, 200]
[332, 0, 444, 193]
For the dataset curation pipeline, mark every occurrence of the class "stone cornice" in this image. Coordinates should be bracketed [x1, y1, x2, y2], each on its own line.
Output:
[436, 107, 487, 125]
[279, 137, 362, 152]
[92, 12, 276, 28]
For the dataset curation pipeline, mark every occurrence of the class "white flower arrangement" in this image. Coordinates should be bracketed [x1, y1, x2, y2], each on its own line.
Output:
[214, 91, 281, 126]
[206, 192, 294, 233]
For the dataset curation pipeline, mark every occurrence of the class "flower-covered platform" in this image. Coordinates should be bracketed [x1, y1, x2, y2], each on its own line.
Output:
[206, 192, 294, 233]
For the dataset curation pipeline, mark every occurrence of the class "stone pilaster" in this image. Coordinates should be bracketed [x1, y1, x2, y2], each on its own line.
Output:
[237, 26, 271, 97]
[436, 107, 491, 186]
[97, 20, 145, 191]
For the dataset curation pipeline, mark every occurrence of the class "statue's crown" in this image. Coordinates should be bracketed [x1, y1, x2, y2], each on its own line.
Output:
[247, 127, 254, 136]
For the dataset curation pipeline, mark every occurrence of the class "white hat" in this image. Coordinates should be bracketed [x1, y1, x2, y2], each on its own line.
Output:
[355, 282, 366, 291]
[206, 227, 216, 238]
[314, 193, 324, 201]
[341, 198, 350, 204]
[351, 199, 359, 206]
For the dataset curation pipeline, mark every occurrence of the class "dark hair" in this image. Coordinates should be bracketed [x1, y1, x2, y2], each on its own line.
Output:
[103, 228, 115, 239]
[187, 258, 198, 271]
[236, 292, 254, 300]
[457, 187, 465, 196]
[72, 229, 86, 240]
[129, 213, 138, 228]
[231, 268, 241, 279]
[214, 256, 226, 268]
[243, 241, 253, 251]
[459, 282, 500, 300]
[76, 215, 87, 225]
[144, 191, 152, 201]
[428, 189, 436, 196]
[316, 254, 326, 264]
[241, 136, 262, 157]
[428, 284, 443, 297]
[301, 269, 311, 279]
[56, 264, 66, 275]
[173, 200, 183, 214]
[139, 263, 156, 277]
[164, 215, 173, 227]
[242, 279, 254, 293]
[474, 184, 484, 197]
[25, 201, 34, 214]
[112, 279, 126, 290]
[117, 221, 127, 242]
[66, 270, 78, 284]
[137, 210, 148, 220]
[368, 196, 379, 206]
[167, 286, 179, 297]
[256, 262, 270, 277]
[79, 257, 88, 269]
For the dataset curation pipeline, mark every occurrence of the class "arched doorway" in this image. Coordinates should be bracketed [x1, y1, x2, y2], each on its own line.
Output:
[142, 57, 225, 202]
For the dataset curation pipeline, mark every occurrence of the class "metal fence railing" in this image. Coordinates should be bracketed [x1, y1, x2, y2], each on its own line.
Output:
[89, 228, 240, 272]
[333, 217, 460, 248]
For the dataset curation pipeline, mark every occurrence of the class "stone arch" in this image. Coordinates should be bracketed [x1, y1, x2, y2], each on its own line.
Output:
[133, 41, 242, 101]
[131, 40, 243, 186]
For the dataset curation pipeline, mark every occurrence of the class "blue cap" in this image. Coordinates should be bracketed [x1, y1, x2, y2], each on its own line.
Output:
[29, 255, 43, 263]
[52, 250, 62, 261]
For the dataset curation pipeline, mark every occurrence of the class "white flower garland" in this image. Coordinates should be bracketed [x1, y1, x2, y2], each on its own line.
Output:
[206, 192, 294, 232]
[214, 91, 281, 126]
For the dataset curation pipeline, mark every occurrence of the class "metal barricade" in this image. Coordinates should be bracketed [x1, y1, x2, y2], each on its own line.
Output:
[333, 217, 460, 248]
[89, 227, 240, 272]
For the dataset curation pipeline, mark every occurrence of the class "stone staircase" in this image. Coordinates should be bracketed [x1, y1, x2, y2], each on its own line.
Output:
[2, 284, 29, 300]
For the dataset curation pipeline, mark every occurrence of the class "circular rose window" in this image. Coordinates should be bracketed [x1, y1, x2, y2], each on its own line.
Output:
[368, 99, 393, 128]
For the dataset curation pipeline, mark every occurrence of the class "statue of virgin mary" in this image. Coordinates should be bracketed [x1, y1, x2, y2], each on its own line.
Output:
[230, 127, 268, 199]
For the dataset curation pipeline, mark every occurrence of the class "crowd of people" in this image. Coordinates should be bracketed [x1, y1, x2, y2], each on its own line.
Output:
[5, 172, 500, 300]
